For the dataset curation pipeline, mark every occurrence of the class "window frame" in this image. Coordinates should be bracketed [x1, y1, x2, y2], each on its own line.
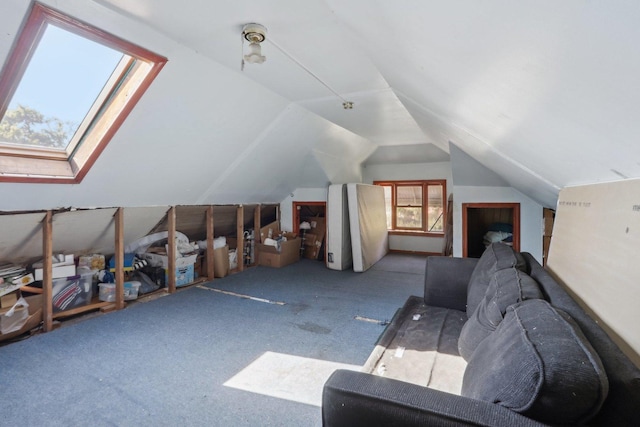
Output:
[0, 2, 167, 183]
[374, 179, 447, 237]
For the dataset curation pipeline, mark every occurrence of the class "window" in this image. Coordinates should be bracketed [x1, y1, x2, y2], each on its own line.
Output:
[0, 3, 167, 183]
[374, 180, 446, 235]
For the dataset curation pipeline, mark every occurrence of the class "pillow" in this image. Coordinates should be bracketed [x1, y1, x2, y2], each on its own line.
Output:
[458, 267, 543, 360]
[461, 299, 609, 424]
[466, 242, 527, 318]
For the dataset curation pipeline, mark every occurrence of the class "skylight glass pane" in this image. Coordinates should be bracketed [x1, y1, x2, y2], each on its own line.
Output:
[0, 24, 123, 150]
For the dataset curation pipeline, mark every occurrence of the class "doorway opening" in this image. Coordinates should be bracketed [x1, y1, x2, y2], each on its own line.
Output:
[293, 201, 327, 261]
[462, 203, 520, 258]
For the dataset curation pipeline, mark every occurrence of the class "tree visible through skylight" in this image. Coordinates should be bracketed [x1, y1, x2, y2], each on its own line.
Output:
[0, 24, 124, 150]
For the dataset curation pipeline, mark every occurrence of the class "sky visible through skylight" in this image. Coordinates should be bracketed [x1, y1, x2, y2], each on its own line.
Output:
[0, 23, 123, 148]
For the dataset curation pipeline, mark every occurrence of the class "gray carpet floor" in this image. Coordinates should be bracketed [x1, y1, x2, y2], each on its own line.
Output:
[0, 254, 426, 426]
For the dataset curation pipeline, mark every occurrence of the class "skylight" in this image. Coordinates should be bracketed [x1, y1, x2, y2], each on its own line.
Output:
[0, 2, 167, 183]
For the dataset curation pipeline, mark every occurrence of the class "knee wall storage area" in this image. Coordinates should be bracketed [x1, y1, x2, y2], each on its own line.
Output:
[0, 203, 280, 337]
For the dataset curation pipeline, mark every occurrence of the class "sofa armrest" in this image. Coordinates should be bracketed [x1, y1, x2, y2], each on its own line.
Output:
[424, 256, 478, 311]
[323, 370, 548, 427]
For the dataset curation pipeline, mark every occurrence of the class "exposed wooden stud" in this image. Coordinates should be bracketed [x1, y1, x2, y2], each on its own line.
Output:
[206, 205, 215, 281]
[114, 207, 125, 310]
[42, 210, 53, 332]
[253, 204, 261, 266]
[237, 205, 244, 272]
[167, 206, 177, 293]
[254, 204, 261, 243]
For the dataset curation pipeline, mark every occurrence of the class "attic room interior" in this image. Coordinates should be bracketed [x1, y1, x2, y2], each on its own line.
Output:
[0, 1, 639, 426]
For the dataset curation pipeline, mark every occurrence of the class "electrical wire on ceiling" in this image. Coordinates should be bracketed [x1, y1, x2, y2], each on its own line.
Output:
[267, 38, 354, 109]
[240, 23, 354, 109]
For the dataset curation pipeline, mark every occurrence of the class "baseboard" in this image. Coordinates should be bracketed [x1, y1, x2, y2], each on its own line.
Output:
[389, 249, 442, 256]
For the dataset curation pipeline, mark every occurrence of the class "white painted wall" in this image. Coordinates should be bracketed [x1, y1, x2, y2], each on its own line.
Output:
[280, 187, 328, 232]
[362, 161, 452, 253]
[452, 186, 544, 263]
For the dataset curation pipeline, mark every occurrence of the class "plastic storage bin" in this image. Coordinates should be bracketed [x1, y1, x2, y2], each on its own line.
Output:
[52, 274, 93, 313]
[98, 281, 141, 302]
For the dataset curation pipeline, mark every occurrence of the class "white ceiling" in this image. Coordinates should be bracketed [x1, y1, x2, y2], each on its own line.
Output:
[1, 0, 639, 210]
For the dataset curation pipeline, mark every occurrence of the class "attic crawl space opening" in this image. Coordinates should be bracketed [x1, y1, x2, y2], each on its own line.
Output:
[0, 2, 166, 183]
[462, 203, 521, 258]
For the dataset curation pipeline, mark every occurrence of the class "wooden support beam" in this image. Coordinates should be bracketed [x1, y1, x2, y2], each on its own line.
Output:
[237, 205, 244, 272]
[254, 204, 261, 243]
[167, 206, 177, 293]
[206, 205, 215, 281]
[42, 210, 53, 332]
[114, 207, 125, 310]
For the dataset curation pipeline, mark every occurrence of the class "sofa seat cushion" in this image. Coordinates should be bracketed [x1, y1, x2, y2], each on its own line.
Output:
[461, 299, 609, 424]
[466, 242, 527, 318]
[367, 296, 468, 395]
[458, 267, 543, 360]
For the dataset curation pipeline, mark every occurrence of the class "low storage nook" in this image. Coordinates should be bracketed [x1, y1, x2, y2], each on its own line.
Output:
[0, 203, 283, 339]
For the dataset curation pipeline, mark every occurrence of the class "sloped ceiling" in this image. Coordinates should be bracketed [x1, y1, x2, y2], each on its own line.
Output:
[1, 0, 639, 210]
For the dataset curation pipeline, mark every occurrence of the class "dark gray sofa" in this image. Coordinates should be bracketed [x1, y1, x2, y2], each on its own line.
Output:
[322, 244, 640, 426]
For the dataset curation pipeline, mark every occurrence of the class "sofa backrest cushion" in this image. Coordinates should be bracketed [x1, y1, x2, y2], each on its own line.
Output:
[466, 242, 527, 318]
[461, 299, 609, 424]
[458, 267, 543, 360]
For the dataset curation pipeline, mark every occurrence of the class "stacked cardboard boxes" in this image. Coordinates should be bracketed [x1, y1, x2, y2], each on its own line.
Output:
[257, 221, 301, 268]
[301, 216, 325, 260]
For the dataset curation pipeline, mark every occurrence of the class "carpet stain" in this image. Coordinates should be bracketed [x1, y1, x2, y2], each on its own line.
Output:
[295, 322, 331, 334]
[289, 302, 310, 315]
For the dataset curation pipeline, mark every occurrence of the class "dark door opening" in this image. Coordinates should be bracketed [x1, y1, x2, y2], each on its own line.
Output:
[293, 201, 326, 261]
[462, 203, 520, 258]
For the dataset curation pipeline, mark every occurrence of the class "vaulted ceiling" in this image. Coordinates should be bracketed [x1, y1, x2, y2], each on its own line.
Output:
[1, 0, 639, 210]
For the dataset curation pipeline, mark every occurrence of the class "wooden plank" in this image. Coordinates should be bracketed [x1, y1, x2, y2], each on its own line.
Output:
[114, 207, 125, 310]
[52, 300, 113, 319]
[167, 206, 176, 293]
[251, 204, 260, 266]
[206, 205, 215, 281]
[20, 285, 42, 294]
[42, 211, 53, 332]
[237, 205, 244, 272]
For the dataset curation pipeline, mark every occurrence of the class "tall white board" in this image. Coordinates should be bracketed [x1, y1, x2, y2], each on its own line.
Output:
[547, 179, 640, 365]
[347, 183, 389, 272]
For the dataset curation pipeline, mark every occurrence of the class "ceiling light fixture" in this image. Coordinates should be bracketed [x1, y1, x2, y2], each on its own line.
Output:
[240, 22, 354, 110]
[242, 23, 267, 67]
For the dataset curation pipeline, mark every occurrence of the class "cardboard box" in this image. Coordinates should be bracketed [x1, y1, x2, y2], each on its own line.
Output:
[34, 263, 76, 281]
[0, 294, 42, 342]
[302, 216, 326, 260]
[303, 233, 317, 247]
[198, 246, 230, 278]
[33, 254, 75, 281]
[165, 263, 195, 287]
[1, 292, 18, 308]
[260, 221, 281, 242]
[257, 233, 301, 268]
[213, 245, 229, 278]
[304, 244, 321, 259]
